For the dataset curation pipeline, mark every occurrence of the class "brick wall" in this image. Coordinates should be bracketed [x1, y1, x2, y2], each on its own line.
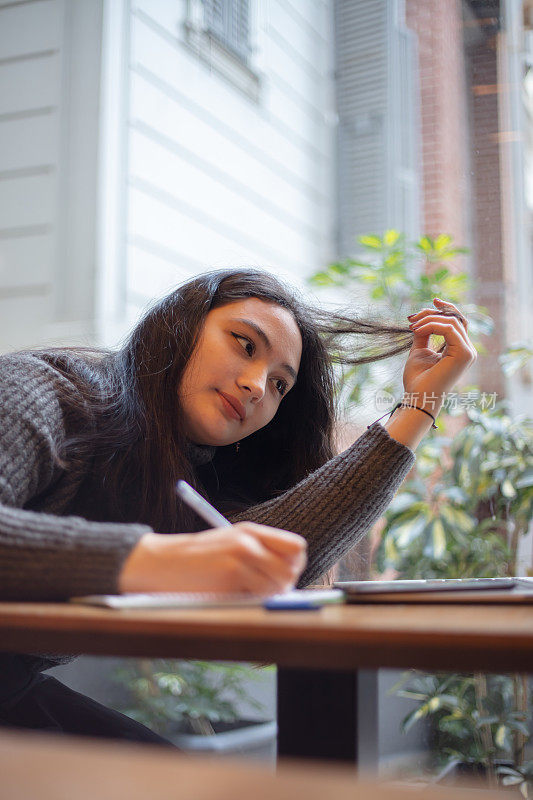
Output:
[406, 0, 468, 245]
[466, 33, 506, 397]
[406, 0, 506, 396]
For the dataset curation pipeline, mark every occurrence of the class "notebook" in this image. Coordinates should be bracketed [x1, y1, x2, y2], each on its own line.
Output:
[69, 588, 344, 610]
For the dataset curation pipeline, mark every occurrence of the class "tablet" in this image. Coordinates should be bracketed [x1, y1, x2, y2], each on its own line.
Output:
[335, 577, 520, 594]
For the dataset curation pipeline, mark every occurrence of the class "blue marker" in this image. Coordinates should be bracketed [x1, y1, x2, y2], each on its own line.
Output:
[263, 589, 344, 611]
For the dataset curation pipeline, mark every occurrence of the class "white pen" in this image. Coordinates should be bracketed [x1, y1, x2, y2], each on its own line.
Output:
[175, 480, 232, 529]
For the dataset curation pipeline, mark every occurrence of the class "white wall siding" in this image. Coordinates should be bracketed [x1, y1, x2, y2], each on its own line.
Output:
[0, 0, 103, 350]
[119, 0, 336, 322]
[128, 75, 321, 227]
[0, 0, 62, 58]
[0, 51, 61, 114]
[0, 1, 336, 347]
[0, 0, 61, 348]
[0, 115, 60, 173]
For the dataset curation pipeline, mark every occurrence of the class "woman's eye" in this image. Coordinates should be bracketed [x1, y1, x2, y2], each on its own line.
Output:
[231, 333, 287, 396]
[274, 378, 288, 396]
[232, 333, 255, 357]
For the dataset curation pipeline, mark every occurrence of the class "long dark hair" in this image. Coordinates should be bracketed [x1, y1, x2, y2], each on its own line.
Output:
[42, 269, 413, 533]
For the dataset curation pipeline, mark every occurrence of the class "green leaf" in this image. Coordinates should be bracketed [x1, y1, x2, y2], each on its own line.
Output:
[384, 536, 398, 563]
[433, 267, 450, 282]
[516, 468, 533, 489]
[501, 479, 517, 498]
[431, 519, 447, 560]
[441, 486, 469, 504]
[347, 259, 377, 269]
[359, 234, 382, 249]
[501, 776, 524, 786]
[440, 506, 475, 533]
[402, 702, 430, 732]
[417, 236, 433, 253]
[328, 262, 350, 276]
[434, 234, 452, 251]
[396, 515, 428, 548]
[387, 493, 423, 514]
[384, 229, 400, 246]
[507, 720, 531, 736]
[308, 271, 335, 287]
[499, 342, 533, 376]
[494, 724, 508, 749]
[428, 696, 441, 712]
[499, 766, 524, 778]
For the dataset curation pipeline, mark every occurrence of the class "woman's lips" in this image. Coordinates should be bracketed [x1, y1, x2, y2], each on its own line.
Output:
[217, 391, 244, 422]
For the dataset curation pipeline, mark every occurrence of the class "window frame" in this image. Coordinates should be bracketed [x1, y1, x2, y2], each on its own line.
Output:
[183, 0, 262, 102]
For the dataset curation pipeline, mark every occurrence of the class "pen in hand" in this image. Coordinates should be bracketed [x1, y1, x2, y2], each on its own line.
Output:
[175, 480, 310, 602]
[175, 480, 232, 529]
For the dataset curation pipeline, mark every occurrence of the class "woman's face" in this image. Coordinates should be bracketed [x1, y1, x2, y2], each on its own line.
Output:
[179, 298, 302, 446]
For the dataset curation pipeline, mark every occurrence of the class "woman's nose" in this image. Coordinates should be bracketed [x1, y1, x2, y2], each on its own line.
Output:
[238, 367, 267, 401]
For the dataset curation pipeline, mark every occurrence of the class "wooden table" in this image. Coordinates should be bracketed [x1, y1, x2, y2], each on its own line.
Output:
[0, 728, 513, 800]
[1, 601, 532, 763]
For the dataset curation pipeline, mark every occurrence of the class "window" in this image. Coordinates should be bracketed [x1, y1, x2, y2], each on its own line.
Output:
[202, 0, 251, 64]
[184, 0, 260, 101]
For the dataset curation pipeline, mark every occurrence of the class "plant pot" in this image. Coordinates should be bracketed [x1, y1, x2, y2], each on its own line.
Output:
[170, 719, 277, 760]
[434, 758, 514, 786]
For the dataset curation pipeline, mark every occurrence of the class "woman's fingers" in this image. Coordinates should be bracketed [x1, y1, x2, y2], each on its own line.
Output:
[408, 299, 468, 332]
[408, 299, 475, 358]
[409, 306, 466, 329]
[402, 299, 477, 409]
[410, 312, 469, 345]
[231, 527, 304, 586]
[410, 314, 470, 355]
[433, 298, 468, 330]
[410, 318, 476, 363]
[238, 560, 297, 595]
[238, 524, 307, 587]
[119, 527, 306, 596]
[213, 524, 307, 595]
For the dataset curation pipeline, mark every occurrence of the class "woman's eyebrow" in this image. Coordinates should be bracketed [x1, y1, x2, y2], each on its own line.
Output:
[232, 317, 297, 383]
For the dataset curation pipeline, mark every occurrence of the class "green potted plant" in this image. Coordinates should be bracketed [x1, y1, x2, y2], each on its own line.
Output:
[309, 231, 533, 787]
[376, 401, 532, 580]
[377, 399, 533, 787]
[112, 658, 276, 755]
[391, 671, 531, 788]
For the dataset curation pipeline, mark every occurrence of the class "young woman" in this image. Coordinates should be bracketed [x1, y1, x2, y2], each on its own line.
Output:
[0, 268, 476, 743]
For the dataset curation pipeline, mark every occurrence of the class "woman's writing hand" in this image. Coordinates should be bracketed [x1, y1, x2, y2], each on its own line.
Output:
[118, 523, 307, 596]
[402, 298, 477, 409]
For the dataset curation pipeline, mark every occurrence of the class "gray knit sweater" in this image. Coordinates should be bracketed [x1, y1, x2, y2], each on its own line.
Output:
[0, 352, 415, 604]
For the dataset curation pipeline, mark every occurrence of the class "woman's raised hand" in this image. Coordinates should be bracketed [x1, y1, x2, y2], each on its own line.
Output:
[402, 297, 477, 409]
[118, 523, 307, 596]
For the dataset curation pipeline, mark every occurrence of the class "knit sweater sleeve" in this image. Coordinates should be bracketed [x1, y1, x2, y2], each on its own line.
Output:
[228, 421, 415, 587]
[0, 355, 150, 601]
